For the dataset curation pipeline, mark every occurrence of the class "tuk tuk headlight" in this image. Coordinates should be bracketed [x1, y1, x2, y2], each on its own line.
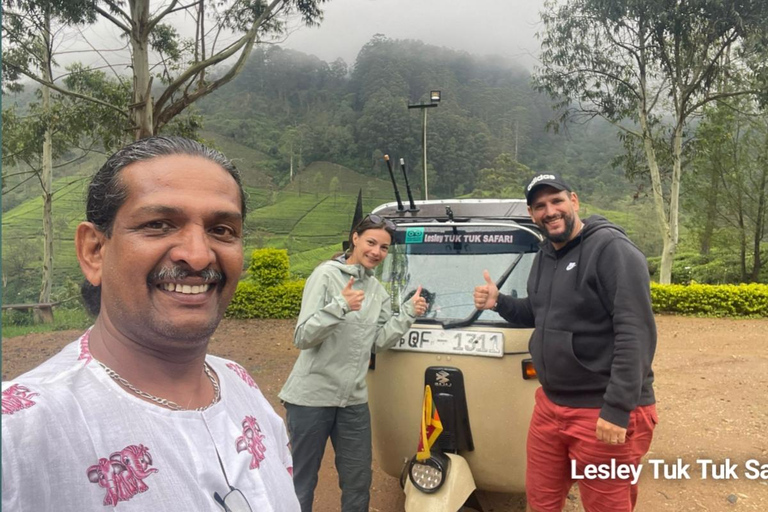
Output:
[408, 453, 449, 493]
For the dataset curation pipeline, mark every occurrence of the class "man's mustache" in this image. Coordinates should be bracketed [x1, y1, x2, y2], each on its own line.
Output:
[147, 266, 224, 284]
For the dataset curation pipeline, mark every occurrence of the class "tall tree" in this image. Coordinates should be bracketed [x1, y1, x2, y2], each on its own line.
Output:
[686, 98, 768, 281]
[471, 153, 533, 198]
[329, 176, 340, 205]
[2, 0, 326, 308]
[278, 126, 302, 182]
[3, 0, 327, 139]
[2, 0, 100, 309]
[533, 0, 768, 283]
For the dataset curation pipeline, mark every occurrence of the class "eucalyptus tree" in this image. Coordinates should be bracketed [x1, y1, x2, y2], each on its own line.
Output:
[279, 125, 306, 182]
[2, 0, 102, 308]
[2, 0, 327, 308]
[4, 0, 328, 139]
[329, 176, 340, 205]
[686, 98, 768, 282]
[533, 0, 768, 283]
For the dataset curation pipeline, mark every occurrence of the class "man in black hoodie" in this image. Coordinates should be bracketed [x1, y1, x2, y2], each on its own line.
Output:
[474, 174, 657, 512]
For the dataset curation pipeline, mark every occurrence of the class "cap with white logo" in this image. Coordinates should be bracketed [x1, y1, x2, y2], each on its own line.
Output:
[525, 173, 572, 205]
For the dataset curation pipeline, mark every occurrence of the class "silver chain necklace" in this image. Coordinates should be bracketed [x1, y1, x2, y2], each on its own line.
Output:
[97, 360, 220, 411]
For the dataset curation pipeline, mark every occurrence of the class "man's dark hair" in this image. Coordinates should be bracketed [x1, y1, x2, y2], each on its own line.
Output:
[87, 136, 246, 236]
[82, 136, 247, 315]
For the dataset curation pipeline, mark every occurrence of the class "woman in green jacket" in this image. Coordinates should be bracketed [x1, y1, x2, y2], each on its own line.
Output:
[279, 214, 427, 512]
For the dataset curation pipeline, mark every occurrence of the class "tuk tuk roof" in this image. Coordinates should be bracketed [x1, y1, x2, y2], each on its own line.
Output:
[371, 199, 532, 225]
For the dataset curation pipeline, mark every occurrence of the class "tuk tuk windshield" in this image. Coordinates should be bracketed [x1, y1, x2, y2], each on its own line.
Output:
[375, 224, 540, 323]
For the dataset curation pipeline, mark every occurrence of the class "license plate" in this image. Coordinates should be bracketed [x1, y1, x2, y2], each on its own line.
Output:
[391, 328, 504, 358]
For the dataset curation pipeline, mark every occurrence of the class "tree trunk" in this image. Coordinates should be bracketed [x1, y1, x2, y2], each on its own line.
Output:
[514, 119, 519, 162]
[38, 8, 54, 315]
[664, 123, 684, 283]
[130, 0, 153, 139]
[750, 155, 767, 282]
[738, 207, 747, 281]
[639, 107, 672, 283]
[699, 163, 720, 256]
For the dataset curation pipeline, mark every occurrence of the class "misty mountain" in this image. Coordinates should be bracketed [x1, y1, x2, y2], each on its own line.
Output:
[199, 35, 629, 204]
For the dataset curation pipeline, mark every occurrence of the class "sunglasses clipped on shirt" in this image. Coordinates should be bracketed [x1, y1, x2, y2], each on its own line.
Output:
[214, 486, 253, 512]
[366, 214, 396, 231]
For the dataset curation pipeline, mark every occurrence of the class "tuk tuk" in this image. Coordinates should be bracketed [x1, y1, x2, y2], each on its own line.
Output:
[366, 198, 543, 511]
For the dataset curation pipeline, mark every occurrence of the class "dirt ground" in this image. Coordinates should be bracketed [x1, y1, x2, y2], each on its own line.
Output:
[3, 315, 768, 511]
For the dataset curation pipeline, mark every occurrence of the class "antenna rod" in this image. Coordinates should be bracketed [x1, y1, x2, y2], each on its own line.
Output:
[384, 154, 404, 211]
[399, 158, 418, 211]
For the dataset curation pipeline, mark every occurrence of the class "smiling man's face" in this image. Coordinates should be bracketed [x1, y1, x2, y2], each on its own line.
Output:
[528, 186, 581, 249]
[91, 154, 244, 349]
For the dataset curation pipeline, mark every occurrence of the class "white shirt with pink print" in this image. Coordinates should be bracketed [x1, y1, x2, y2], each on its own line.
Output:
[2, 329, 299, 512]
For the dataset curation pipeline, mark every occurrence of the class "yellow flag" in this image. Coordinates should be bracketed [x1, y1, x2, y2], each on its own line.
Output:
[416, 385, 443, 461]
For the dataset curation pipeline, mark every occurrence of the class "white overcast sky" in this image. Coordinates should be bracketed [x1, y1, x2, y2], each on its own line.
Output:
[43, 0, 546, 82]
[281, 0, 545, 68]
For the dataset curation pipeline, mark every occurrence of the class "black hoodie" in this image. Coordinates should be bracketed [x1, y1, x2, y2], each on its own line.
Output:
[495, 215, 656, 427]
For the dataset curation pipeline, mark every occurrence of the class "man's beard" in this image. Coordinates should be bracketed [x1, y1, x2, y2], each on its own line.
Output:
[539, 212, 576, 244]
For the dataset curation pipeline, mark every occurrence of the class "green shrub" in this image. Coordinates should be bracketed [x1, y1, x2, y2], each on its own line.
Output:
[227, 248, 305, 319]
[2, 309, 36, 327]
[226, 280, 305, 319]
[248, 248, 290, 287]
[651, 282, 768, 317]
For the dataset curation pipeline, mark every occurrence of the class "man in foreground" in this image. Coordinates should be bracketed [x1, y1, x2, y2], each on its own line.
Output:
[474, 174, 658, 512]
[2, 136, 299, 511]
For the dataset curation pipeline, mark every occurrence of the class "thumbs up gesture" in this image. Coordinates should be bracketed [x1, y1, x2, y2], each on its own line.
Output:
[411, 286, 428, 317]
[342, 277, 365, 311]
[474, 270, 500, 311]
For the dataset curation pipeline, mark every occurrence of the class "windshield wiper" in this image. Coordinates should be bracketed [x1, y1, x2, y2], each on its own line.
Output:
[441, 253, 524, 330]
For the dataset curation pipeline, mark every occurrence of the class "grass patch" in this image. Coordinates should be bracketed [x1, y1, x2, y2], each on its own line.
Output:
[1, 306, 93, 339]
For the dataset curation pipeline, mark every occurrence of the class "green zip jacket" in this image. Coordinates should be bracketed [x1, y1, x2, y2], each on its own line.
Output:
[279, 258, 417, 407]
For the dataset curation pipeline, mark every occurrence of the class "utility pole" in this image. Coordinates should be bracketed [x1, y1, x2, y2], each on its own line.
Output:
[408, 91, 441, 200]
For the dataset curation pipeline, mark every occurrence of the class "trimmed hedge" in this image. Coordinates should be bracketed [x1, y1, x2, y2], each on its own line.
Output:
[248, 248, 290, 287]
[226, 248, 306, 319]
[651, 283, 768, 317]
[226, 279, 305, 319]
[228, 250, 768, 319]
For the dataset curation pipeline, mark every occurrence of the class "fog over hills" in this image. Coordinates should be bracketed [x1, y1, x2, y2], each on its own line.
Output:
[280, 0, 545, 69]
[41, 0, 546, 75]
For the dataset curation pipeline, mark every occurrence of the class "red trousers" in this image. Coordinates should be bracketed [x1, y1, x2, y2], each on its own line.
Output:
[526, 387, 658, 512]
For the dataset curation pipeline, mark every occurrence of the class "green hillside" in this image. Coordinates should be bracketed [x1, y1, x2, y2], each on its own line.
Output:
[243, 161, 402, 274]
[1, 144, 403, 303]
[2, 151, 107, 213]
[579, 199, 664, 257]
[2, 175, 91, 303]
[200, 130, 276, 188]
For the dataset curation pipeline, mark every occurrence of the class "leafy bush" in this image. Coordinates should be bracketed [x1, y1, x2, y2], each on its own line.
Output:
[226, 280, 305, 319]
[227, 248, 305, 319]
[248, 248, 290, 287]
[651, 283, 768, 317]
[2, 309, 36, 327]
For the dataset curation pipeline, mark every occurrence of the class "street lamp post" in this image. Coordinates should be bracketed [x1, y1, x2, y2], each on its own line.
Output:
[408, 90, 441, 200]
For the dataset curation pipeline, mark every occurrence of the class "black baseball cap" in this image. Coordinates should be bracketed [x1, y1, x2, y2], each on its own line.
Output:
[525, 173, 572, 205]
